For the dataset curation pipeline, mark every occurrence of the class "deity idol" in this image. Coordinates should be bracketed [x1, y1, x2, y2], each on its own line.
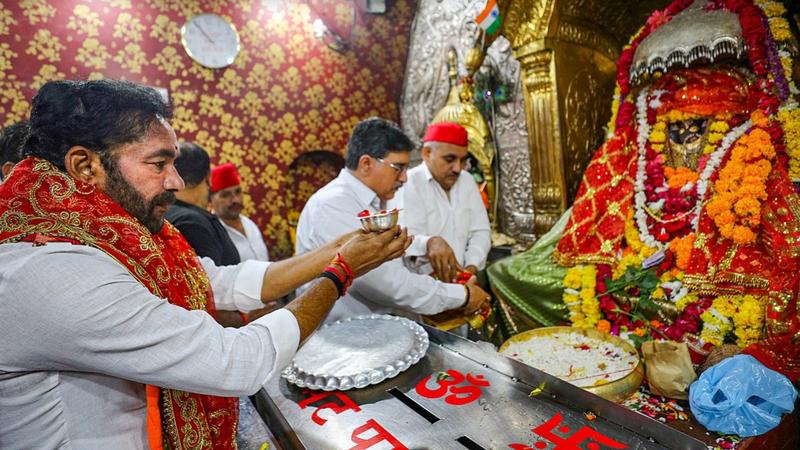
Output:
[492, 0, 800, 381]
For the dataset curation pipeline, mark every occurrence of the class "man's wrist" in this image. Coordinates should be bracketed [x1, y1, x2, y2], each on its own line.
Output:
[461, 284, 470, 309]
[319, 271, 344, 298]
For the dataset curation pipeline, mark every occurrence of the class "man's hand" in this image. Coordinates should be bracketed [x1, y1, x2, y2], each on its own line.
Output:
[427, 236, 459, 282]
[339, 226, 412, 277]
[462, 279, 491, 315]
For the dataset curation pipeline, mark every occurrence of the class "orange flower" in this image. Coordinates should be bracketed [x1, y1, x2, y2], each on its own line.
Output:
[634, 328, 647, 337]
[650, 319, 664, 329]
[734, 197, 761, 217]
[750, 110, 769, 128]
[670, 233, 695, 270]
[731, 225, 755, 245]
[596, 319, 611, 333]
[665, 166, 699, 189]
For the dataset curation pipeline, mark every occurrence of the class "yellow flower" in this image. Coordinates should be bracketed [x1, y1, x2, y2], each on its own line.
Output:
[649, 129, 667, 145]
[763, 2, 786, 17]
[709, 121, 731, 133]
[562, 265, 599, 329]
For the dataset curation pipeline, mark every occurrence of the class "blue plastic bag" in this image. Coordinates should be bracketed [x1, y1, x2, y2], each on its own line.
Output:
[689, 354, 797, 437]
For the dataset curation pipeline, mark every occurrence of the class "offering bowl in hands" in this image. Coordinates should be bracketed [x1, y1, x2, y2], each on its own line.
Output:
[358, 208, 400, 232]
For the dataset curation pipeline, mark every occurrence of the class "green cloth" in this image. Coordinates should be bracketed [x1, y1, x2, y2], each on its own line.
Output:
[487, 209, 571, 336]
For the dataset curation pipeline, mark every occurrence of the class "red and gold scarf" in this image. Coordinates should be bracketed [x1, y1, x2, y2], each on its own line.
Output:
[0, 158, 239, 449]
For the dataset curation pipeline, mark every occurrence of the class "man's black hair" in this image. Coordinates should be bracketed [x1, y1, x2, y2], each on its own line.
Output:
[174, 142, 210, 187]
[23, 79, 172, 171]
[0, 120, 30, 166]
[344, 117, 412, 170]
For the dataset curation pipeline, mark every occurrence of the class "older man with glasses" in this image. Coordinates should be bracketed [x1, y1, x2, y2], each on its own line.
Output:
[295, 117, 491, 323]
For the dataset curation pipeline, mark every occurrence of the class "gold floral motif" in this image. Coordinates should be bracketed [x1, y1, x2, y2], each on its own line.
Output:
[31, 64, 65, 90]
[198, 94, 226, 119]
[276, 113, 298, 139]
[21, 0, 56, 25]
[265, 84, 289, 110]
[0, 7, 17, 35]
[0, 81, 29, 125]
[218, 114, 244, 141]
[302, 84, 325, 107]
[25, 29, 64, 62]
[113, 43, 148, 73]
[237, 92, 264, 120]
[113, 12, 144, 42]
[0, 42, 18, 77]
[150, 14, 179, 45]
[75, 38, 110, 70]
[265, 43, 285, 70]
[108, 0, 132, 8]
[217, 69, 244, 98]
[67, 5, 102, 37]
[153, 45, 184, 77]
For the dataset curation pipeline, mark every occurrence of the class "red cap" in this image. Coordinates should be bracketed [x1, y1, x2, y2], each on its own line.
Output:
[422, 122, 468, 147]
[210, 163, 241, 193]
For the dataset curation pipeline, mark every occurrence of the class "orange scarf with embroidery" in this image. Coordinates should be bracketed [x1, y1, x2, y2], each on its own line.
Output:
[0, 158, 238, 449]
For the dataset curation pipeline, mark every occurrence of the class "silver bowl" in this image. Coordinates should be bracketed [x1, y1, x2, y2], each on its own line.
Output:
[359, 209, 399, 232]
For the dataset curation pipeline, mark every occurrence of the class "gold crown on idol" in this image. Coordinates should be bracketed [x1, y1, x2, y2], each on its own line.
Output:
[630, 0, 747, 85]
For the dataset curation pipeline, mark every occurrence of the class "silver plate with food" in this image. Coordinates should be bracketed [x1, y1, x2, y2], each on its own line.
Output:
[281, 314, 429, 391]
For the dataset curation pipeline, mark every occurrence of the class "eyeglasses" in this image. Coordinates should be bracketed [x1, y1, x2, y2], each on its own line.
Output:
[375, 158, 409, 175]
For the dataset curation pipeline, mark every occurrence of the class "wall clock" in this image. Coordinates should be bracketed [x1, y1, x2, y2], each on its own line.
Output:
[181, 13, 240, 69]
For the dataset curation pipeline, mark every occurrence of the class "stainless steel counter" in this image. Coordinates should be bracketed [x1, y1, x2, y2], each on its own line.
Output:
[253, 324, 707, 450]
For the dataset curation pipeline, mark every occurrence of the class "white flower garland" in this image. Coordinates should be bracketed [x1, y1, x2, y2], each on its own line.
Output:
[632, 87, 753, 250]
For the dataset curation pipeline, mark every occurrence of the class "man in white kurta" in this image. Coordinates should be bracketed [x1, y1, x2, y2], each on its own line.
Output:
[295, 118, 492, 323]
[402, 122, 491, 283]
[210, 163, 270, 262]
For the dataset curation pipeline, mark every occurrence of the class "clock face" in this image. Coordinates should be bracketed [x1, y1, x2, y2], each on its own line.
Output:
[181, 14, 240, 69]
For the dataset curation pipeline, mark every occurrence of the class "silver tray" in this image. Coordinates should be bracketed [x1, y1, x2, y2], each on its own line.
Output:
[281, 314, 429, 391]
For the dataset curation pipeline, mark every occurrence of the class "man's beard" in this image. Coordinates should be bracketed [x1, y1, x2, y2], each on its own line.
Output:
[104, 161, 176, 234]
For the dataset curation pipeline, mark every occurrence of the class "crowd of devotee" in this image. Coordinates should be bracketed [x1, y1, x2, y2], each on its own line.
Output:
[1, 0, 799, 449]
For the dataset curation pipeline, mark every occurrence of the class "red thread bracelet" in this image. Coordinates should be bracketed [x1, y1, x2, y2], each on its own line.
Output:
[331, 252, 355, 280]
[324, 263, 352, 296]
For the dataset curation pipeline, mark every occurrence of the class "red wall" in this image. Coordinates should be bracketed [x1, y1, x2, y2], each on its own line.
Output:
[0, 0, 416, 257]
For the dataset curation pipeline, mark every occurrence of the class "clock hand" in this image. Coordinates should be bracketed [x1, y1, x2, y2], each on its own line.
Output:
[192, 21, 215, 44]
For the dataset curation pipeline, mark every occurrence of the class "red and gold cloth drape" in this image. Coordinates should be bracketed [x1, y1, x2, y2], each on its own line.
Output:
[0, 157, 239, 449]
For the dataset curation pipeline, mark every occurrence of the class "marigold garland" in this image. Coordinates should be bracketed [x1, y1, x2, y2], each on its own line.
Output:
[563, 265, 600, 329]
[706, 119, 776, 245]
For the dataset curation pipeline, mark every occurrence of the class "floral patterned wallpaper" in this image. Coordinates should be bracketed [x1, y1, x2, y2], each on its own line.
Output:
[0, 0, 416, 258]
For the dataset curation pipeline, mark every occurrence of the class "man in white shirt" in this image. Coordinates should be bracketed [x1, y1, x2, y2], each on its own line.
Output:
[402, 122, 491, 283]
[0, 80, 410, 449]
[296, 117, 491, 323]
[210, 162, 270, 262]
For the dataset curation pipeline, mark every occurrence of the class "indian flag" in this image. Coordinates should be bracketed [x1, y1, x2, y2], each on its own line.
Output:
[476, 0, 501, 35]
